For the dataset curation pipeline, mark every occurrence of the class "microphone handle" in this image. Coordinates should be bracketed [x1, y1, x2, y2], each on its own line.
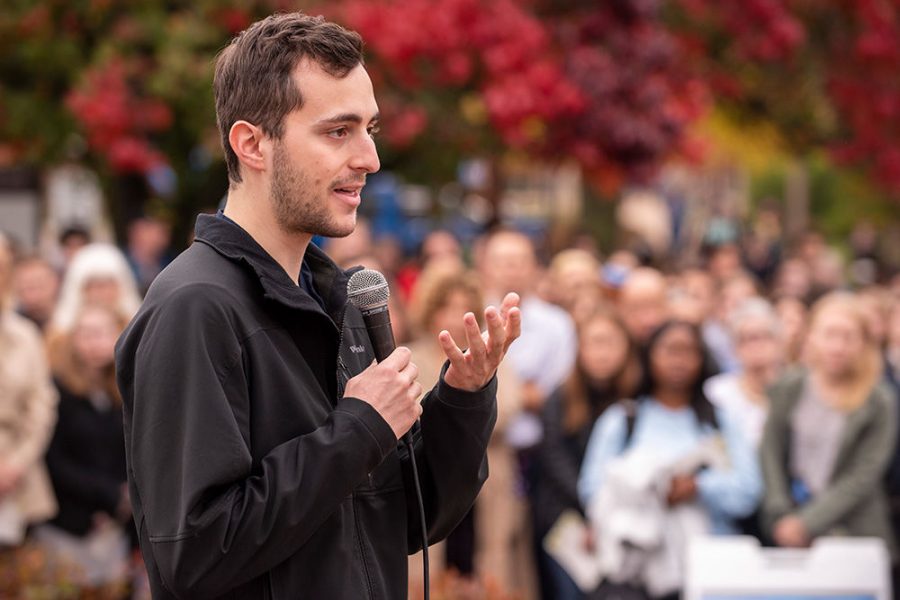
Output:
[360, 306, 395, 363]
[360, 306, 414, 445]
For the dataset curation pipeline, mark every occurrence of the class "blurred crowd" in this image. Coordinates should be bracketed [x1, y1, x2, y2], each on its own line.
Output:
[1, 209, 900, 599]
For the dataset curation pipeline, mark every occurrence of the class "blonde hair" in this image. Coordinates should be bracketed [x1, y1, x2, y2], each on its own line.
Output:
[804, 291, 882, 412]
[47, 304, 127, 406]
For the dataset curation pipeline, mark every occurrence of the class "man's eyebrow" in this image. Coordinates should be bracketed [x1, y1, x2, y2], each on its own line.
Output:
[316, 112, 380, 126]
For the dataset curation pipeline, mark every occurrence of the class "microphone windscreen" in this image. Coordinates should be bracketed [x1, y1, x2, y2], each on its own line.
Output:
[347, 269, 390, 311]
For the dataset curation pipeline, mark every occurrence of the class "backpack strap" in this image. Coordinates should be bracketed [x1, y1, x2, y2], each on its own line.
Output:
[620, 398, 639, 453]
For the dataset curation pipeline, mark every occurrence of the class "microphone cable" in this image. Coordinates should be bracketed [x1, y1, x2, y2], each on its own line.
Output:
[404, 432, 429, 600]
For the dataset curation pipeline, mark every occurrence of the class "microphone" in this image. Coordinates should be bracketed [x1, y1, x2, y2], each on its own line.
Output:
[346, 268, 395, 362]
[347, 268, 430, 598]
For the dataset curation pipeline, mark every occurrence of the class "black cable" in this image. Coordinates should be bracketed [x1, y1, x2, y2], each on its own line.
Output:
[404, 437, 429, 600]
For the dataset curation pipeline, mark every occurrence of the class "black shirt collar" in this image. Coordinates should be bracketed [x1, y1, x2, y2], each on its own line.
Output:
[192, 213, 352, 323]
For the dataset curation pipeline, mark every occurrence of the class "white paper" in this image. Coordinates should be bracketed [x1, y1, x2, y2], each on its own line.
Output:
[0, 498, 26, 545]
[543, 510, 604, 592]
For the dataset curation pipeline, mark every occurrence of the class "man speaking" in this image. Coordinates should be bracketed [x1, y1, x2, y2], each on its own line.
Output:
[115, 12, 521, 599]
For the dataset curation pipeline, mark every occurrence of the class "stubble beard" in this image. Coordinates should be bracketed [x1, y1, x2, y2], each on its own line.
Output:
[270, 142, 356, 238]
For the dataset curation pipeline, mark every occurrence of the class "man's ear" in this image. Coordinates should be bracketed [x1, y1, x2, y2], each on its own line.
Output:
[229, 120, 267, 177]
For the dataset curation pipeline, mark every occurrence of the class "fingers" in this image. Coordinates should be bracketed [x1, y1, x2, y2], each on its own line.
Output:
[499, 292, 520, 321]
[484, 306, 506, 361]
[463, 312, 487, 363]
[399, 361, 419, 386]
[503, 306, 522, 352]
[380, 346, 412, 370]
[438, 330, 466, 364]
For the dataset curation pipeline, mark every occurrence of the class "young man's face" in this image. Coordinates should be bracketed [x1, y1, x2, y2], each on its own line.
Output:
[268, 59, 380, 238]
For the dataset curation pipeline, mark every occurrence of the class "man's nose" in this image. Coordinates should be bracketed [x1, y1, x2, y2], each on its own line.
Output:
[351, 133, 380, 174]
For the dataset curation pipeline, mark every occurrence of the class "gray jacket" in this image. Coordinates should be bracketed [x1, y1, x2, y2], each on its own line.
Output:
[760, 369, 897, 555]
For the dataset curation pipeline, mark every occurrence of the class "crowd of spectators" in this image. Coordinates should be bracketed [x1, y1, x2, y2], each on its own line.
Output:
[2, 211, 900, 599]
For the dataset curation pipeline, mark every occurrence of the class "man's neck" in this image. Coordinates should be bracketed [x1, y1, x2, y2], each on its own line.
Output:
[223, 187, 312, 284]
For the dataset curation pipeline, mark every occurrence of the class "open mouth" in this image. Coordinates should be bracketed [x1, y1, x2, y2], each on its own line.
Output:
[333, 187, 361, 197]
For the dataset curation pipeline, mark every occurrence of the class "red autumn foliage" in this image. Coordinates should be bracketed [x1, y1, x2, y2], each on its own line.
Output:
[66, 60, 170, 174]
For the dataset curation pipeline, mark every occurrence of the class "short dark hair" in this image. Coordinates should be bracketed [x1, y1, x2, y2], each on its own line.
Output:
[214, 13, 364, 186]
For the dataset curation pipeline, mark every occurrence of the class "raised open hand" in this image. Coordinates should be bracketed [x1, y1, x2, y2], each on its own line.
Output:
[439, 292, 522, 392]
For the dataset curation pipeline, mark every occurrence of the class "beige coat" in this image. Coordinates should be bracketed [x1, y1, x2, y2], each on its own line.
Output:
[0, 309, 58, 530]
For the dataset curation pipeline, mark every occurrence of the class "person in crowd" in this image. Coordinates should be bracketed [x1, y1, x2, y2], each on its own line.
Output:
[669, 268, 715, 327]
[58, 226, 92, 272]
[546, 249, 603, 324]
[706, 242, 744, 284]
[705, 298, 784, 449]
[772, 257, 813, 304]
[125, 216, 173, 296]
[809, 248, 846, 300]
[885, 302, 900, 568]
[421, 229, 464, 270]
[760, 292, 896, 556]
[49, 243, 142, 335]
[704, 272, 760, 373]
[395, 229, 466, 303]
[0, 233, 58, 552]
[887, 302, 900, 392]
[36, 303, 134, 590]
[478, 229, 576, 448]
[773, 295, 809, 366]
[534, 307, 638, 600]
[407, 263, 531, 597]
[616, 267, 669, 347]
[858, 286, 892, 351]
[578, 320, 761, 598]
[12, 255, 60, 331]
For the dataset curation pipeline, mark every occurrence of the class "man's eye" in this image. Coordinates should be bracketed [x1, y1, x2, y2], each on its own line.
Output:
[329, 128, 348, 138]
[368, 126, 380, 138]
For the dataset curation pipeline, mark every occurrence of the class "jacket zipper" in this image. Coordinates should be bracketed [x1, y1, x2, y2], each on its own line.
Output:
[335, 303, 350, 399]
[353, 495, 376, 599]
[334, 303, 373, 489]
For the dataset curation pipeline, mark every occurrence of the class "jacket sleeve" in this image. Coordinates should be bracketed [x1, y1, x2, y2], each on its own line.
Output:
[402, 362, 498, 552]
[119, 285, 397, 598]
[6, 320, 58, 472]
[797, 386, 898, 536]
[537, 389, 585, 516]
[760, 376, 802, 536]
[577, 404, 628, 508]
[695, 408, 763, 519]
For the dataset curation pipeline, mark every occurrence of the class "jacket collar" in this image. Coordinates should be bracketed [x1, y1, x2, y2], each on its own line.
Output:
[192, 213, 352, 324]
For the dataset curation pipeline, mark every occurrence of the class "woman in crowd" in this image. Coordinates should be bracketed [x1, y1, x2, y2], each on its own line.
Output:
[760, 292, 897, 555]
[773, 295, 809, 367]
[36, 303, 134, 590]
[578, 320, 761, 598]
[534, 307, 638, 600]
[704, 298, 785, 449]
[407, 263, 531, 596]
[0, 233, 58, 552]
[48, 243, 142, 335]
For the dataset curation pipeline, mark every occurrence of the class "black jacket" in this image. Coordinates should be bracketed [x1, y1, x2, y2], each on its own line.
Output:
[45, 381, 128, 538]
[115, 214, 497, 599]
[533, 385, 611, 538]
